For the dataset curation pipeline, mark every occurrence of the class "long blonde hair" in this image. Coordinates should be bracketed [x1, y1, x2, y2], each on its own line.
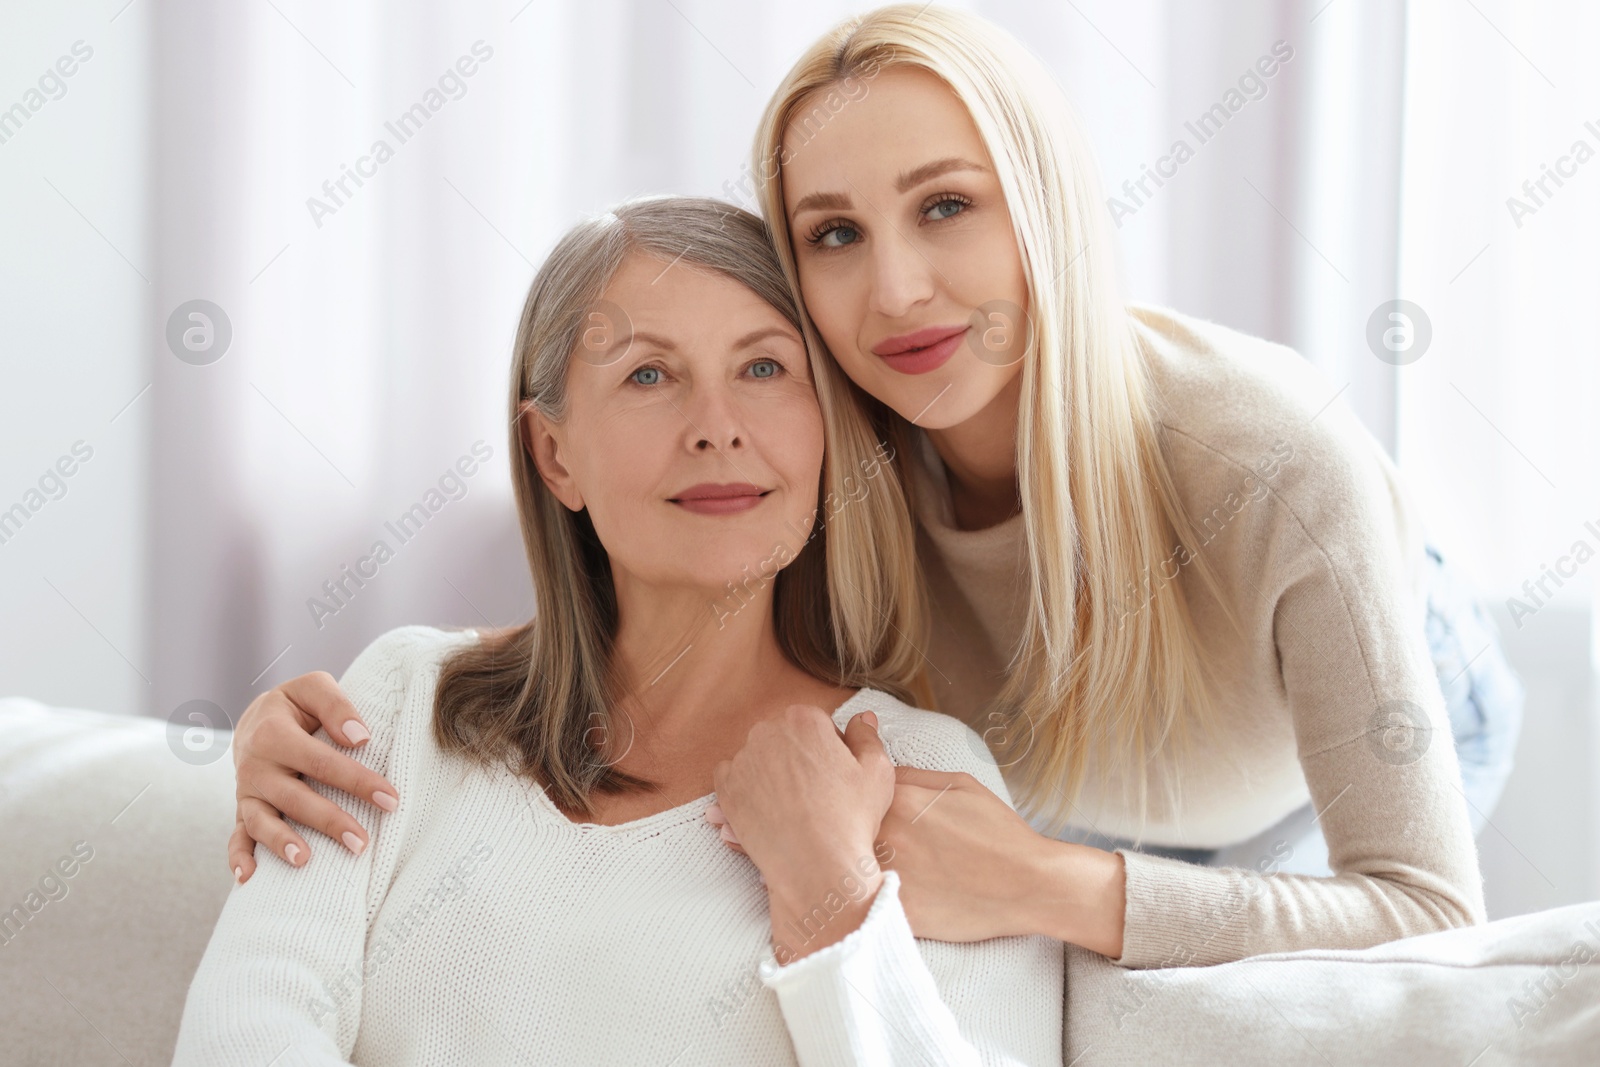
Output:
[433, 195, 932, 817]
[752, 5, 1242, 839]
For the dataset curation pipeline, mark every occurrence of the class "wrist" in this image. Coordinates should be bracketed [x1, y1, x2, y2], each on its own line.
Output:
[765, 851, 886, 965]
[1025, 838, 1127, 958]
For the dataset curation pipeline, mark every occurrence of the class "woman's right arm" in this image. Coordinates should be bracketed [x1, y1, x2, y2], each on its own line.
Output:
[177, 630, 420, 1065]
[229, 670, 402, 882]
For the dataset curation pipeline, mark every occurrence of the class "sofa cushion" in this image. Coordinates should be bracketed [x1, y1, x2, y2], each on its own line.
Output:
[0, 697, 236, 1066]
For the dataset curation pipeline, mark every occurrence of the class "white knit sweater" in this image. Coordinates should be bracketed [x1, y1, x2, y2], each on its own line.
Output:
[173, 625, 1064, 1066]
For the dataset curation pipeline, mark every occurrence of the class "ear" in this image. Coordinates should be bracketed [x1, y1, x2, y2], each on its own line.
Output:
[520, 399, 584, 512]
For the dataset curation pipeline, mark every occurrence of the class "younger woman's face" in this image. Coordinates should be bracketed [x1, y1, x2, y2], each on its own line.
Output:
[781, 66, 1031, 430]
[528, 252, 823, 599]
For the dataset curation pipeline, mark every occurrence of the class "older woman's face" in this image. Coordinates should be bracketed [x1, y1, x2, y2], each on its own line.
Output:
[781, 66, 1030, 430]
[529, 252, 823, 597]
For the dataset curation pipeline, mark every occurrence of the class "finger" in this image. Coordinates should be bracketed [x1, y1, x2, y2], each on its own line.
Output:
[842, 710, 889, 768]
[719, 822, 742, 847]
[253, 768, 372, 856]
[785, 703, 835, 735]
[228, 821, 258, 884]
[240, 795, 310, 867]
[262, 717, 399, 810]
[704, 803, 725, 826]
[278, 671, 370, 747]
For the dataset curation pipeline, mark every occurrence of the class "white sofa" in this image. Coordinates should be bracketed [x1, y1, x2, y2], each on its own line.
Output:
[1, 696, 1595, 1066]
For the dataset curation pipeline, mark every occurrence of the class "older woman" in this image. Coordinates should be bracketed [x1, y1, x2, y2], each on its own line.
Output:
[171, 197, 1063, 1065]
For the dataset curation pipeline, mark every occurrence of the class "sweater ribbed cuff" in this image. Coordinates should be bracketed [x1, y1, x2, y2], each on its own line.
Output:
[759, 869, 906, 986]
[1111, 849, 1254, 969]
[759, 870, 976, 1065]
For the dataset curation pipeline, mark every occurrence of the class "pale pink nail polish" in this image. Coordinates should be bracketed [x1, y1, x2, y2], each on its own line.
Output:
[233, 866, 243, 884]
[342, 831, 366, 856]
[344, 720, 371, 745]
[285, 843, 302, 865]
[373, 791, 398, 812]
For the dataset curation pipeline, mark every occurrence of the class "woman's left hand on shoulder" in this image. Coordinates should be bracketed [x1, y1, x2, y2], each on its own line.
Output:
[710, 728, 1060, 944]
[709, 706, 893, 957]
[710, 706, 891, 888]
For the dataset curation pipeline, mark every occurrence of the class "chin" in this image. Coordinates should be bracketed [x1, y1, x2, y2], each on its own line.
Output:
[881, 377, 1000, 430]
[684, 534, 798, 589]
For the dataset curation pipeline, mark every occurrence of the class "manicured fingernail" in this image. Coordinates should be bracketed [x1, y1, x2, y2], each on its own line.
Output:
[344, 720, 371, 745]
[719, 824, 740, 845]
[372, 791, 398, 812]
[342, 832, 366, 856]
[864, 711, 878, 729]
[233, 866, 243, 884]
[285, 843, 302, 865]
[704, 803, 724, 824]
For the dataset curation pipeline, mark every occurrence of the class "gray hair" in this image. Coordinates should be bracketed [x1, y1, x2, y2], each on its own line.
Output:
[516, 195, 799, 419]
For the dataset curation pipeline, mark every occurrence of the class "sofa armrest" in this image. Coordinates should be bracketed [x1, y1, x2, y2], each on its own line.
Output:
[1066, 899, 1600, 1065]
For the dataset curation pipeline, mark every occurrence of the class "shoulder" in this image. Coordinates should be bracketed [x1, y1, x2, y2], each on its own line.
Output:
[1130, 301, 1331, 430]
[1129, 301, 1336, 472]
[337, 624, 484, 733]
[832, 690, 1015, 807]
[1128, 302, 1418, 569]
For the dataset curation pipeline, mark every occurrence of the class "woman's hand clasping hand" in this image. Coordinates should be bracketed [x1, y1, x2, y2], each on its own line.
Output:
[709, 704, 893, 963]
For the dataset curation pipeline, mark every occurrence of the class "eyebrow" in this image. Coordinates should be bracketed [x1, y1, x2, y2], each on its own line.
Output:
[789, 156, 991, 216]
[612, 325, 797, 355]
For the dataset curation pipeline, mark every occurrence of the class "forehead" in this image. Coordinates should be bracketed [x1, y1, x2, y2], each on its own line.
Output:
[781, 66, 989, 200]
[597, 252, 797, 347]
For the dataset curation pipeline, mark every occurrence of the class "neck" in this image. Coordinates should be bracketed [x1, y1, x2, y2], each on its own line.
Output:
[924, 370, 1025, 530]
[607, 569, 798, 740]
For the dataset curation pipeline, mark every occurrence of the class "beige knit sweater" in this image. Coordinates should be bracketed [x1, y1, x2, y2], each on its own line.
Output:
[910, 302, 1485, 969]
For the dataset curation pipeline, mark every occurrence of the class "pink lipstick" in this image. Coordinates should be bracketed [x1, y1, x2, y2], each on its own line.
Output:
[870, 324, 969, 375]
[669, 483, 771, 515]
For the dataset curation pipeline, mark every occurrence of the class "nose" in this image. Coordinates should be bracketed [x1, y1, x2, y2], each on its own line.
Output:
[867, 224, 937, 320]
[680, 381, 747, 454]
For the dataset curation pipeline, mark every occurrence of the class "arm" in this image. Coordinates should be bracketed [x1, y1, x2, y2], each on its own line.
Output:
[174, 630, 420, 1064]
[1097, 421, 1485, 969]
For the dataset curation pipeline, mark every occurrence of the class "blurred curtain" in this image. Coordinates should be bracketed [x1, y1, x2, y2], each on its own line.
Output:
[146, 0, 1591, 729]
[1392, 0, 1600, 599]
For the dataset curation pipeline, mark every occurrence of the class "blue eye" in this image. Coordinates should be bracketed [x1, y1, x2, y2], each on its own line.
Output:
[926, 197, 967, 221]
[749, 359, 779, 378]
[630, 366, 663, 386]
[807, 221, 859, 248]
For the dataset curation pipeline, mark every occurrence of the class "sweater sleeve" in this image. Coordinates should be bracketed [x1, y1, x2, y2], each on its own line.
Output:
[759, 708, 1063, 1065]
[1110, 417, 1487, 969]
[760, 871, 1006, 1066]
[171, 627, 429, 1064]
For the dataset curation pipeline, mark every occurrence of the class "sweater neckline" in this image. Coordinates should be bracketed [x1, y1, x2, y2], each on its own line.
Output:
[909, 428, 1026, 550]
[515, 686, 878, 835]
